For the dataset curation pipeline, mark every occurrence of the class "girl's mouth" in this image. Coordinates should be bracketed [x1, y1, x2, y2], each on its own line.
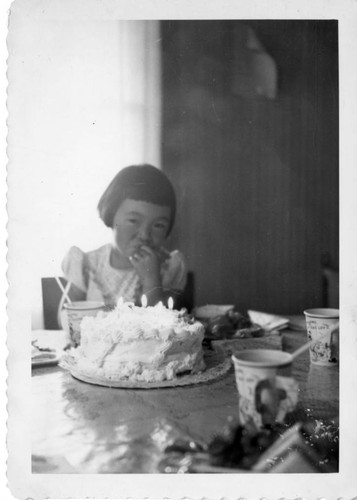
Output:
[133, 242, 155, 252]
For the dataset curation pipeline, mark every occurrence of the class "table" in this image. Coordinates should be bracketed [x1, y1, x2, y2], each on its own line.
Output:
[31, 322, 339, 473]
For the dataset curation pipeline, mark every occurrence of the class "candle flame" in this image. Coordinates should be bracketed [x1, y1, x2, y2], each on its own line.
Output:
[168, 297, 174, 310]
[141, 294, 148, 308]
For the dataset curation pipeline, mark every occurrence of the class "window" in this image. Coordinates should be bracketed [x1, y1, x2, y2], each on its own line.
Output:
[7, 20, 161, 328]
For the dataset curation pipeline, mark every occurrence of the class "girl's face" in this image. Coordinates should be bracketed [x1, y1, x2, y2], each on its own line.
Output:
[112, 199, 171, 259]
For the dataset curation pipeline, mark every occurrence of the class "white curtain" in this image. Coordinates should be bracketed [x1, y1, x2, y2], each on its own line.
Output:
[7, 18, 162, 329]
[118, 21, 162, 166]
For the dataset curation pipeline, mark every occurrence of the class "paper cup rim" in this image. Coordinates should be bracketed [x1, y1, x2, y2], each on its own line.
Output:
[63, 301, 105, 311]
[231, 349, 292, 368]
[304, 308, 339, 319]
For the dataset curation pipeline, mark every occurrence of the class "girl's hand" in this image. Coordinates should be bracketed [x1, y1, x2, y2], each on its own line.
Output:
[129, 245, 161, 287]
[129, 245, 165, 305]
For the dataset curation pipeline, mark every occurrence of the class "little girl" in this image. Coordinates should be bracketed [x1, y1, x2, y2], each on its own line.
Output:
[62, 164, 187, 308]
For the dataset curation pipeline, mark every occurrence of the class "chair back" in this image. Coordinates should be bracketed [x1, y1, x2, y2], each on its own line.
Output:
[41, 277, 84, 329]
[320, 253, 339, 308]
[177, 271, 195, 312]
[322, 266, 339, 308]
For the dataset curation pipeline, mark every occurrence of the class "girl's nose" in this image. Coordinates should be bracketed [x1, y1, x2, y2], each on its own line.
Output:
[138, 225, 151, 242]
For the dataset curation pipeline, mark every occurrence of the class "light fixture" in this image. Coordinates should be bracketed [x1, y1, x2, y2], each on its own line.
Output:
[232, 25, 277, 100]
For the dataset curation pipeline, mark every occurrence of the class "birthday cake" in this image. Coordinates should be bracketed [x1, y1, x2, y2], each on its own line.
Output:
[67, 301, 206, 382]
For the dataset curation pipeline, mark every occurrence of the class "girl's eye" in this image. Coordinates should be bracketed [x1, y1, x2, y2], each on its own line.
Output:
[127, 218, 139, 225]
[153, 222, 168, 232]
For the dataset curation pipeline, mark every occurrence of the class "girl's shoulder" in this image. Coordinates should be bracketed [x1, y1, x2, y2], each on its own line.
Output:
[161, 249, 187, 290]
[63, 245, 84, 262]
[62, 244, 113, 291]
[165, 249, 186, 267]
[64, 244, 110, 265]
[85, 244, 111, 264]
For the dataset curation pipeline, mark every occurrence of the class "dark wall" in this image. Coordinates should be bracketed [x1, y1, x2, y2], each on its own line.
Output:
[161, 20, 338, 314]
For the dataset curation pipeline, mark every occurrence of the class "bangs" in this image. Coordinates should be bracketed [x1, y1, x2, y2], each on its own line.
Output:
[123, 184, 174, 208]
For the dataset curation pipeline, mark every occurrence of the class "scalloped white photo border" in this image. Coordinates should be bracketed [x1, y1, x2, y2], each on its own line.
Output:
[3, 0, 357, 499]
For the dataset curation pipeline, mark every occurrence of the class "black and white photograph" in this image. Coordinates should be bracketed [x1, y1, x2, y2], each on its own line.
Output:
[4, 0, 357, 499]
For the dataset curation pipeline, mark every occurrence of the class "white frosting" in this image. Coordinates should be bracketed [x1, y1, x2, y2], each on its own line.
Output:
[73, 302, 205, 382]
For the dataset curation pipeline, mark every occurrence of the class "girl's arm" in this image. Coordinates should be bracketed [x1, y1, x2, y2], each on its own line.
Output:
[61, 246, 88, 299]
[131, 247, 187, 308]
[129, 245, 165, 306]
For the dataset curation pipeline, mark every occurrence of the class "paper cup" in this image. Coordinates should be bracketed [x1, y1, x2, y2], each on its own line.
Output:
[63, 301, 104, 346]
[304, 308, 339, 366]
[232, 349, 298, 428]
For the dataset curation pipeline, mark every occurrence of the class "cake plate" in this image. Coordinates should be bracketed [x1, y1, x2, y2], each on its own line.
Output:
[59, 345, 232, 389]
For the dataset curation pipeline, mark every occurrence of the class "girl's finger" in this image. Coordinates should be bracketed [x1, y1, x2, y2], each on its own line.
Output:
[139, 245, 155, 256]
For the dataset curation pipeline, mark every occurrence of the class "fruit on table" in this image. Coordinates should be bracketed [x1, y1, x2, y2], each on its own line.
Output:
[202, 308, 253, 339]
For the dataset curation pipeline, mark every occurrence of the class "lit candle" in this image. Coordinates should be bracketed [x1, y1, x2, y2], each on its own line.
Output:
[141, 294, 148, 308]
[168, 297, 174, 310]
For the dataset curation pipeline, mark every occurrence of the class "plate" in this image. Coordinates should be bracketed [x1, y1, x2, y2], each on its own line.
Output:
[32, 353, 62, 368]
[60, 345, 232, 389]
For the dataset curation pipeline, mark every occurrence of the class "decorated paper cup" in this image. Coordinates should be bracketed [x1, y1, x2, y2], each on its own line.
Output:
[304, 308, 339, 366]
[232, 349, 298, 428]
[63, 301, 105, 347]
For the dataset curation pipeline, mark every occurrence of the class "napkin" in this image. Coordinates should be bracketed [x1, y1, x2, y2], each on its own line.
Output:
[252, 418, 339, 473]
[247, 310, 289, 332]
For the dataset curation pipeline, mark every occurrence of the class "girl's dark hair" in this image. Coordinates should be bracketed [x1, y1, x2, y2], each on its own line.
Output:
[97, 164, 176, 234]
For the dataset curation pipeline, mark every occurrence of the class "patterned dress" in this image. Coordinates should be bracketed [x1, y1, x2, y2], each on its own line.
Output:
[61, 244, 187, 308]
